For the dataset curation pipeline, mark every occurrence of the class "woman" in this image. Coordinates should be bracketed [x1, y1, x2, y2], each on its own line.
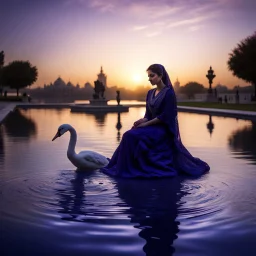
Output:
[101, 64, 210, 178]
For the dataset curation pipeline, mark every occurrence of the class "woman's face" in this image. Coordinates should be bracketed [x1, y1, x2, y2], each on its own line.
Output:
[147, 70, 162, 85]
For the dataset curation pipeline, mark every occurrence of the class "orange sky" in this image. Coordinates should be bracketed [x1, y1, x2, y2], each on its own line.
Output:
[1, 0, 255, 89]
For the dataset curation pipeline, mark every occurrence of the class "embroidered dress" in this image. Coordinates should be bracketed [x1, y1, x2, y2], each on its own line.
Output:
[101, 65, 210, 178]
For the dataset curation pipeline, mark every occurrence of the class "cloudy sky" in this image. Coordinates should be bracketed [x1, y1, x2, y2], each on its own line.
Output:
[0, 0, 255, 88]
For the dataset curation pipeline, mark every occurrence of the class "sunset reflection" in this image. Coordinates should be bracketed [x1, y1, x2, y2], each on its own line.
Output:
[2, 106, 256, 255]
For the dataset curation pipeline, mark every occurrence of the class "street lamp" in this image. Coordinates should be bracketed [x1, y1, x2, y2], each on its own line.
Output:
[206, 66, 216, 94]
[206, 115, 214, 137]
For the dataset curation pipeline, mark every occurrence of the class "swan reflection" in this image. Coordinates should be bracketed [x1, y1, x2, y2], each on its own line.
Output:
[56, 171, 93, 219]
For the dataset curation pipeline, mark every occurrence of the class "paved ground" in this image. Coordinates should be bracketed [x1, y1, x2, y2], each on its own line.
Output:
[177, 106, 256, 120]
[0, 102, 17, 123]
[0, 102, 8, 110]
[0, 102, 256, 124]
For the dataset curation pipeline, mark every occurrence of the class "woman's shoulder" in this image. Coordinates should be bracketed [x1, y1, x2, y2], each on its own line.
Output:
[147, 88, 155, 96]
[165, 88, 175, 96]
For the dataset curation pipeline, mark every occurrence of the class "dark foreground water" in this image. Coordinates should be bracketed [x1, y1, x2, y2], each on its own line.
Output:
[0, 107, 256, 256]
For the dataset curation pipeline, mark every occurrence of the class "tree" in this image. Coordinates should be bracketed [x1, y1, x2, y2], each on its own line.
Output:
[229, 123, 256, 163]
[0, 51, 4, 67]
[2, 60, 38, 96]
[179, 81, 205, 99]
[4, 109, 37, 139]
[227, 32, 256, 98]
[215, 84, 228, 92]
[0, 51, 4, 96]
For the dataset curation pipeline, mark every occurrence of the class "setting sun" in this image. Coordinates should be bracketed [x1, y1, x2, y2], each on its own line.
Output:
[132, 74, 143, 84]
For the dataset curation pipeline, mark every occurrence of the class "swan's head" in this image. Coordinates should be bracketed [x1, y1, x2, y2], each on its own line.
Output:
[52, 124, 72, 141]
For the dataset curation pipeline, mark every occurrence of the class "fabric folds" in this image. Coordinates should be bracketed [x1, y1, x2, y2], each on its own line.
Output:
[101, 87, 210, 178]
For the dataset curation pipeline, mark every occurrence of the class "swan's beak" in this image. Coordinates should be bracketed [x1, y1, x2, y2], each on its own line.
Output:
[52, 131, 60, 141]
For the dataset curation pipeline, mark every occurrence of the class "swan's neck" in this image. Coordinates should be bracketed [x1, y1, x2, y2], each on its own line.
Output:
[67, 127, 77, 157]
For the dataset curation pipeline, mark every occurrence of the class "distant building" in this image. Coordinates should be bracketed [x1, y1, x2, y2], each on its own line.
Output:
[53, 77, 66, 88]
[66, 81, 75, 88]
[215, 83, 228, 92]
[43, 77, 75, 90]
[97, 66, 107, 87]
[194, 91, 253, 103]
[174, 78, 180, 93]
[218, 92, 252, 104]
[84, 82, 92, 89]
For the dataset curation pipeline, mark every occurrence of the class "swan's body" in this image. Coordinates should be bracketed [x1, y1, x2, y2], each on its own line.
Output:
[52, 124, 109, 170]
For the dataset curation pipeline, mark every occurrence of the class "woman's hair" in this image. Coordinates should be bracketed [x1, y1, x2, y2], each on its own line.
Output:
[147, 63, 173, 88]
[146, 64, 163, 77]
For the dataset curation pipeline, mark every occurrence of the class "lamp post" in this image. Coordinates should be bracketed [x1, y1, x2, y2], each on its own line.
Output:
[116, 112, 122, 142]
[206, 66, 216, 94]
[206, 115, 214, 137]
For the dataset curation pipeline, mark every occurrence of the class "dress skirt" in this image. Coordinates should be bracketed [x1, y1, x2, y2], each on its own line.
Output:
[101, 124, 179, 178]
[101, 123, 210, 178]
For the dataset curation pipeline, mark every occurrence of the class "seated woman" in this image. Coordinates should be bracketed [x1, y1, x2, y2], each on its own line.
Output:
[101, 64, 210, 178]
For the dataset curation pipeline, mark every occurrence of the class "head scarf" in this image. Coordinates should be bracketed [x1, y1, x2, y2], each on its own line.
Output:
[154, 64, 173, 88]
[147, 63, 177, 114]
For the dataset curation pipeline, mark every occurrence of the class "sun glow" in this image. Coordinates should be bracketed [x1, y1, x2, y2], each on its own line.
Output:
[132, 74, 143, 84]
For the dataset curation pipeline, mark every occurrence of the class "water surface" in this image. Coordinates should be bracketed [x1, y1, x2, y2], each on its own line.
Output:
[0, 107, 256, 256]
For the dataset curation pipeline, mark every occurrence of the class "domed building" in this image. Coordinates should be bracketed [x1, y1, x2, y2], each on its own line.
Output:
[84, 82, 92, 89]
[66, 81, 75, 88]
[53, 77, 66, 88]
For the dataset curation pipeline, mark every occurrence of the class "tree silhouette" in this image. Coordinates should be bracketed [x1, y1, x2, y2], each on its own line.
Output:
[0, 51, 4, 96]
[229, 122, 256, 164]
[179, 81, 205, 99]
[0, 126, 5, 165]
[0, 51, 4, 68]
[1, 60, 38, 96]
[227, 32, 256, 98]
[4, 109, 37, 139]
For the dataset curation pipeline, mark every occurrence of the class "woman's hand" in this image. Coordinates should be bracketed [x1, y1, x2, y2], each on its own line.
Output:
[136, 122, 148, 128]
[133, 118, 148, 128]
[133, 117, 161, 129]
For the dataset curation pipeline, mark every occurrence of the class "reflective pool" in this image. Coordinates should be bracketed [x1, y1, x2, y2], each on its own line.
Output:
[0, 107, 256, 256]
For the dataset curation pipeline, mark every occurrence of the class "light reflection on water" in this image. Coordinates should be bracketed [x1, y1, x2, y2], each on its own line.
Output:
[0, 108, 256, 256]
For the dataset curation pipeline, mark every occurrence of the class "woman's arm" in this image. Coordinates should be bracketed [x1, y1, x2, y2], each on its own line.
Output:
[133, 90, 152, 128]
[156, 90, 177, 136]
[136, 117, 161, 127]
[137, 90, 177, 133]
[144, 90, 152, 120]
[133, 117, 148, 128]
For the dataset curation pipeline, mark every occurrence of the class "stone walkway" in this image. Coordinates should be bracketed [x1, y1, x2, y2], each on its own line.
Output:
[178, 106, 256, 120]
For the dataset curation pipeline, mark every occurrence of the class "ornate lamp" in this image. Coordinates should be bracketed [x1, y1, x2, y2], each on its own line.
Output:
[206, 66, 216, 94]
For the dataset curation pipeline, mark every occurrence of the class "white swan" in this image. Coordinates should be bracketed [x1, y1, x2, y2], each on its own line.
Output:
[52, 124, 109, 170]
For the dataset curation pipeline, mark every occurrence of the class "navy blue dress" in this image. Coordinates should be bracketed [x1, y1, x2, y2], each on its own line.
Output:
[101, 87, 210, 178]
